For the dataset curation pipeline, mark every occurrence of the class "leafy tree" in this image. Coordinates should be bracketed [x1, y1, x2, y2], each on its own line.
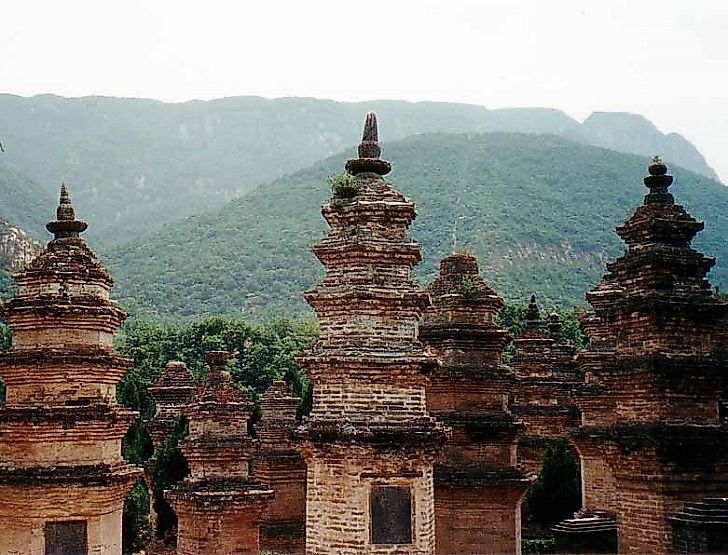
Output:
[122, 480, 151, 554]
[525, 441, 581, 529]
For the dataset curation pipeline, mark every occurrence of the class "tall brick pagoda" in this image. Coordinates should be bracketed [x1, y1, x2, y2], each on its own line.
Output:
[257, 379, 306, 554]
[510, 294, 581, 474]
[296, 113, 446, 554]
[557, 158, 728, 554]
[420, 252, 529, 555]
[166, 351, 273, 554]
[147, 361, 196, 450]
[0, 184, 141, 554]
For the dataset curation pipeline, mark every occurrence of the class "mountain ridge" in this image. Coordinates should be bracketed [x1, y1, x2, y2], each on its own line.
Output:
[0, 94, 717, 249]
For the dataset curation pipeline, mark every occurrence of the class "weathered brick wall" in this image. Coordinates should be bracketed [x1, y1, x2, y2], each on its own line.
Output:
[435, 485, 523, 555]
[305, 445, 435, 555]
[172, 499, 263, 555]
[0, 186, 140, 555]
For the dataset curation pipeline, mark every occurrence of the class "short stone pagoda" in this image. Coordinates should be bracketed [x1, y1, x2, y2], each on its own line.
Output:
[556, 158, 728, 554]
[296, 113, 446, 554]
[256, 380, 306, 554]
[510, 294, 581, 474]
[147, 361, 196, 450]
[165, 351, 273, 554]
[420, 252, 529, 555]
[0, 184, 141, 554]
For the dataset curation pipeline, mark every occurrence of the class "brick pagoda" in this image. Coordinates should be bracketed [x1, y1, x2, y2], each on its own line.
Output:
[556, 158, 728, 553]
[0, 185, 141, 554]
[256, 380, 307, 554]
[296, 113, 446, 554]
[165, 351, 273, 554]
[510, 295, 581, 474]
[147, 361, 196, 451]
[420, 252, 529, 554]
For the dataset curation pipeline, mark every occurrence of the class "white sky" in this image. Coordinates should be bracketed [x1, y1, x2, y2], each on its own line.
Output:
[1, 0, 727, 181]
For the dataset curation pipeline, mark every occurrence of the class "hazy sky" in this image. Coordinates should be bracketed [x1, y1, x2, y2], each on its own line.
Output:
[2, 0, 727, 180]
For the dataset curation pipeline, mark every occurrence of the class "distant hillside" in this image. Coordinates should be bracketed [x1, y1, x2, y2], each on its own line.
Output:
[0, 94, 717, 248]
[106, 133, 728, 319]
[0, 163, 54, 239]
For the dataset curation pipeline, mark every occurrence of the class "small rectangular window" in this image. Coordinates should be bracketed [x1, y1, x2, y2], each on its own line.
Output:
[370, 485, 412, 545]
[45, 521, 88, 555]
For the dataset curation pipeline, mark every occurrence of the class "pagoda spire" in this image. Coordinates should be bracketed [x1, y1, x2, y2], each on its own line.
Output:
[46, 183, 88, 239]
[644, 155, 674, 205]
[345, 112, 392, 176]
[525, 293, 542, 330]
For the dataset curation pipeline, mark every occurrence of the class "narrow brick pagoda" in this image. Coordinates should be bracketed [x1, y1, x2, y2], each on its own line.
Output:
[0, 185, 141, 554]
[510, 294, 581, 475]
[256, 380, 306, 554]
[147, 361, 196, 451]
[556, 158, 728, 554]
[420, 252, 529, 555]
[166, 351, 273, 554]
[296, 113, 446, 554]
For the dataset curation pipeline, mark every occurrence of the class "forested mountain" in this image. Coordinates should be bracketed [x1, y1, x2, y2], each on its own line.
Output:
[0, 94, 717, 248]
[0, 163, 54, 239]
[107, 133, 728, 318]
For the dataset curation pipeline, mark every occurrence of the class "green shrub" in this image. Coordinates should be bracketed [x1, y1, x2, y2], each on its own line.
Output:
[460, 275, 481, 298]
[328, 173, 360, 198]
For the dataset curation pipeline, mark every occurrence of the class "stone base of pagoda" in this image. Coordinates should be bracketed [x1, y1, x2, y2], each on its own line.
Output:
[301, 440, 439, 555]
[256, 452, 306, 554]
[434, 466, 530, 555]
[670, 497, 728, 553]
[552, 510, 618, 554]
[0, 463, 140, 555]
[165, 480, 273, 555]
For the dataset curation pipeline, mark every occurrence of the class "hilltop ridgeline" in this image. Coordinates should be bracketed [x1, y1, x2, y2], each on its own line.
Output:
[0, 94, 717, 247]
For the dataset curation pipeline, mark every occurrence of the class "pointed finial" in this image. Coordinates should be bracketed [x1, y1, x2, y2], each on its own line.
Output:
[548, 312, 563, 338]
[359, 112, 380, 159]
[644, 155, 673, 205]
[345, 112, 392, 176]
[525, 293, 542, 330]
[46, 183, 88, 240]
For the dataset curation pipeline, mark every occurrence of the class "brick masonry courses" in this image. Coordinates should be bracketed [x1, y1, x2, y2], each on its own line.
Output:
[555, 158, 728, 554]
[295, 113, 447, 555]
[165, 351, 273, 555]
[0, 184, 141, 555]
[420, 252, 530, 554]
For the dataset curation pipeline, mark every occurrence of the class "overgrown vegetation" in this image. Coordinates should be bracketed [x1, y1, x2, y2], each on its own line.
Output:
[328, 172, 359, 198]
[460, 275, 481, 298]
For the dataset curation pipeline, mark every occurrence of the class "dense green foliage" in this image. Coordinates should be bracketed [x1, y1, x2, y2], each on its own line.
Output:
[122, 480, 152, 554]
[115, 316, 317, 419]
[522, 538, 556, 554]
[526, 441, 582, 529]
[0, 164, 53, 239]
[149, 417, 190, 544]
[0, 94, 715, 247]
[108, 133, 728, 318]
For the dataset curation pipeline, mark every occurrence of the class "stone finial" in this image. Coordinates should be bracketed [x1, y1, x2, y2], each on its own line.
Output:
[358, 112, 381, 159]
[525, 293, 542, 330]
[205, 350, 235, 372]
[46, 183, 88, 239]
[345, 112, 392, 176]
[644, 155, 674, 205]
[548, 312, 564, 338]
